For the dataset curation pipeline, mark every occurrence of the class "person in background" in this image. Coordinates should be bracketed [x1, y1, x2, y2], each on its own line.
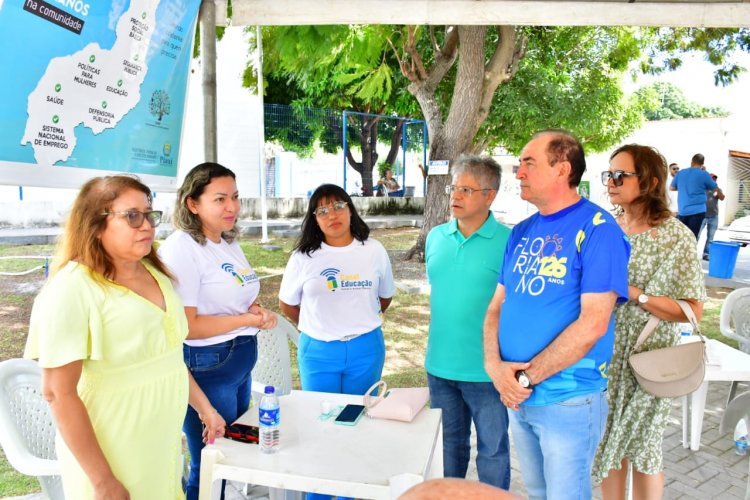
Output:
[667, 163, 679, 216]
[279, 183, 395, 500]
[594, 144, 705, 499]
[159, 163, 277, 500]
[670, 153, 717, 238]
[483, 130, 630, 499]
[425, 155, 512, 489]
[25, 175, 225, 500]
[700, 173, 725, 261]
[377, 168, 400, 196]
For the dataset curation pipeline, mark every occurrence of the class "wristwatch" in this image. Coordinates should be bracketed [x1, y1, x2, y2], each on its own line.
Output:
[638, 293, 649, 305]
[516, 370, 534, 389]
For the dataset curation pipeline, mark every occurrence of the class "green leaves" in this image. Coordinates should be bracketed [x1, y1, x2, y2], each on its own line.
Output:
[633, 81, 729, 120]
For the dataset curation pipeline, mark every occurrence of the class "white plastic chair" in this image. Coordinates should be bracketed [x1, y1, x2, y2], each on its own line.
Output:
[720, 391, 750, 500]
[0, 358, 65, 499]
[720, 287, 750, 403]
[251, 316, 299, 399]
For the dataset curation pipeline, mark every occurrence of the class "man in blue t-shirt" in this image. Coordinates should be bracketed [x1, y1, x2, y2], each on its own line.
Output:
[483, 130, 630, 499]
[670, 153, 718, 238]
[425, 156, 512, 489]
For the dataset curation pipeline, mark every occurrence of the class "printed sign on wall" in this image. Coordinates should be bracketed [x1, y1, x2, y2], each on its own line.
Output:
[0, 0, 201, 190]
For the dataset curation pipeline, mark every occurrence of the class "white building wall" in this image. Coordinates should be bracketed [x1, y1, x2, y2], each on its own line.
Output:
[586, 116, 750, 226]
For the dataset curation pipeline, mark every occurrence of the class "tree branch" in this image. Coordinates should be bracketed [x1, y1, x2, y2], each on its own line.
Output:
[478, 26, 527, 123]
[404, 26, 429, 81]
[346, 146, 362, 173]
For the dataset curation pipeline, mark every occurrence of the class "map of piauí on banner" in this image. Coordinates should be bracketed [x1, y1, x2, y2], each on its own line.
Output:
[0, 0, 201, 180]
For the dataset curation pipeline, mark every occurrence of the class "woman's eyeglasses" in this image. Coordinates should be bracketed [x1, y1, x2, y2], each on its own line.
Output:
[445, 185, 492, 196]
[314, 201, 348, 217]
[102, 210, 163, 228]
[601, 170, 638, 187]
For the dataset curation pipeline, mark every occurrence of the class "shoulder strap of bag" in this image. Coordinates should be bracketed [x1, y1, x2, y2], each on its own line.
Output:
[633, 299, 705, 351]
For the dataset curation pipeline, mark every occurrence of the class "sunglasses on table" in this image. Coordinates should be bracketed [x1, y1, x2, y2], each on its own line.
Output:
[102, 210, 163, 228]
[601, 170, 638, 187]
[313, 201, 349, 217]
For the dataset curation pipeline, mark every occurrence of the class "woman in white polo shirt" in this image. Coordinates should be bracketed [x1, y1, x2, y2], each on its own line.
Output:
[159, 163, 277, 500]
[279, 184, 396, 399]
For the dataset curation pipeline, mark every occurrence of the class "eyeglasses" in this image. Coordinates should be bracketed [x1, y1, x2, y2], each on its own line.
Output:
[313, 201, 348, 217]
[445, 185, 492, 196]
[670, 168, 680, 172]
[102, 210, 163, 228]
[601, 170, 638, 187]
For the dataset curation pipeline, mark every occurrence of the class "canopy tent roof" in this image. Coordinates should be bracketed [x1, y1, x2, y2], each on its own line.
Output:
[223, 0, 750, 28]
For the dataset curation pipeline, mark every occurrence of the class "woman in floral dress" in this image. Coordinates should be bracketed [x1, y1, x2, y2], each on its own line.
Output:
[593, 144, 706, 499]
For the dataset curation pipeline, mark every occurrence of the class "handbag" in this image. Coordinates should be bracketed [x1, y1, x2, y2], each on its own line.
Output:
[363, 380, 429, 422]
[628, 299, 706, 398]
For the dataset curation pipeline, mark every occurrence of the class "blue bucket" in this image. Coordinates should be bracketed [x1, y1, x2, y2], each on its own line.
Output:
[708, 241, 741, 279]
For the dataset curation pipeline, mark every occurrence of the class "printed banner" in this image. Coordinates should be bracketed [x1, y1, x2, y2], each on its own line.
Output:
[0, 0, 201, 190]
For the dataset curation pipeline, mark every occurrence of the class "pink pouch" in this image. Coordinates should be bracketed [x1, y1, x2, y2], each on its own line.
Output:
[363, 381, 430, 422]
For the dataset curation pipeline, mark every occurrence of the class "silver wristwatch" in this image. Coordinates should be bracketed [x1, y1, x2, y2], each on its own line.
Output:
[516, 370, 534, 389]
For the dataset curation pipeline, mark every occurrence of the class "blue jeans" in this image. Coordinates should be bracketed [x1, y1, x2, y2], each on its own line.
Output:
[299, 328, 385, 500]
[700, 215, 718, 257]
[427, 374, 511, 489]
[678, 212, 705, 240]
[183, 335, 258, 500]
[509, 390, 607, 500]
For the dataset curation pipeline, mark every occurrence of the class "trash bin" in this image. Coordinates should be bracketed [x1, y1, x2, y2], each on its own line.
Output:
[708, 241, 741, 279]
[405, 186, 415, 197]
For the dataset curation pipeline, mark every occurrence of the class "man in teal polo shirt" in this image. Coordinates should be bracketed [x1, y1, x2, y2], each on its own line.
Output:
[425, 155, 512, 489]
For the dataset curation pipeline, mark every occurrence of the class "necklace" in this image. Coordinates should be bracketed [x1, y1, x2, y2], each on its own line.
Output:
[619, 215, 646, 235]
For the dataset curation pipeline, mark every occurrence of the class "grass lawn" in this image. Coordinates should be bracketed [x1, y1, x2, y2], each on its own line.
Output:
[0, 229, 740, 496]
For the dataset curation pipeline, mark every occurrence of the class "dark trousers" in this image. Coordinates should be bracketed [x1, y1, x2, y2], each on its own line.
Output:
[678, 212, 705, 239]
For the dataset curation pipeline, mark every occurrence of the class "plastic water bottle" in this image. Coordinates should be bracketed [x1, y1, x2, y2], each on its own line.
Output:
[734, 419, 748, 456]
[259, 385, 280, 454]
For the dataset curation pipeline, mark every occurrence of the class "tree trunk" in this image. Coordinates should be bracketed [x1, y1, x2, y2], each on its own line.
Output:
[405, 26, 490, 261]
[345, 117, 380, 196]
[401, 25, 524, 261]
[405, 134, 461, 261]
[384, 119, 405, 167]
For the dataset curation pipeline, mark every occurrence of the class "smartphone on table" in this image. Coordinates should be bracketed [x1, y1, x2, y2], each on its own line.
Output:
[334, 404, 366, 426]
[225, 423, 259, 444]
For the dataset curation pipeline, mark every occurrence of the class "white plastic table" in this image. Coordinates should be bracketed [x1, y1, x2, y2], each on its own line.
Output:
[681, 338, 750, 450]
[198, 390, 443, 500]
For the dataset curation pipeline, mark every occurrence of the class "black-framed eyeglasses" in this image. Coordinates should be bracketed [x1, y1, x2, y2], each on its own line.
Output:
[314, 200, 348, 217]
[102, 210, 163, 228]
[601, 170, 638, 187]
[445, 185, 492, 196]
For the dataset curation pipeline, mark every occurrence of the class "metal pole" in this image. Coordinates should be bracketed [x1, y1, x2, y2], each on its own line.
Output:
[199, 0, 218, 162]
[401, 121, 407, 194]
[342, 111, 348, 192]
[256, 25, 269, 243]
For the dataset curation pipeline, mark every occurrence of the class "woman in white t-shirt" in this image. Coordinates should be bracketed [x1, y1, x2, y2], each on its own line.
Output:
[279, 184, 396, 399]
[159, 163, 277, 500]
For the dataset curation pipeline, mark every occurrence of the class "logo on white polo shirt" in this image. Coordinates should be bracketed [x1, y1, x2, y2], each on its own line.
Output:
[221, 263, 258, 286]
[319, 268, 372, 292]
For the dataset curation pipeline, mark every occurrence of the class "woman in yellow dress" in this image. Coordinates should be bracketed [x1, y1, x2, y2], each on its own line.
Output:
[24, 175, 225, 499]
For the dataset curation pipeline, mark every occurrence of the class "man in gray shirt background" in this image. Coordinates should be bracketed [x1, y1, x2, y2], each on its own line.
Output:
[700, 172, 725, 261]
